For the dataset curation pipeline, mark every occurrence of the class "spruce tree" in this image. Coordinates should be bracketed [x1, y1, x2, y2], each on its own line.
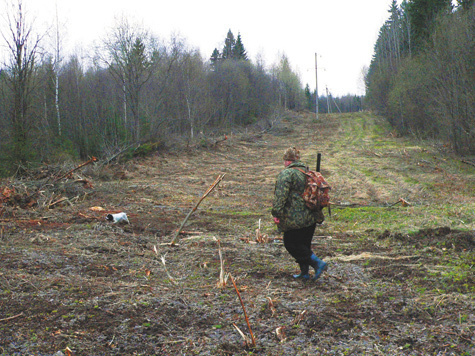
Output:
[222, 29, 235, 59]
[406, 0, 453, 51]
[304, 84, 313, 110]
[211, 30, 248, 62]
[233, 33, 248, 60]
[210, 48, 221, 64]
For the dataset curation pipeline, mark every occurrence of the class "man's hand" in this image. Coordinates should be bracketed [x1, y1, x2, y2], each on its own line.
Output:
[273, 217, 280, 224]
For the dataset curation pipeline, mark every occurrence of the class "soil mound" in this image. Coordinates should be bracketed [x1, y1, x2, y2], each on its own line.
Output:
[379, 227, 474, 251]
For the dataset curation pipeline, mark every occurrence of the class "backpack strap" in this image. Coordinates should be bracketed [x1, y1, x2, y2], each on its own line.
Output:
[291, 167, 312, 179]
[290, 167, 307, 174]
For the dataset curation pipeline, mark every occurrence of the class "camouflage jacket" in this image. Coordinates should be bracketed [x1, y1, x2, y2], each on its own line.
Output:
[272, 161, 323, 232]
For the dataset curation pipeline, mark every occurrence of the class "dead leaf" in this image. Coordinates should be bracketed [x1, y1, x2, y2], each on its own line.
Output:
[2, 187, 14, 198]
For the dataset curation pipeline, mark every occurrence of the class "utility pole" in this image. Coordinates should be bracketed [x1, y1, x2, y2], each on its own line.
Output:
[331, 92, 342, 113]
[326, 86, 331, 114]
[315, 53, 319, 121]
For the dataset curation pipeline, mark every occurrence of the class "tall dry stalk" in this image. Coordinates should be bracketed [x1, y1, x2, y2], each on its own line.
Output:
[216, 239, 229, 288]
[153, 246, 177, 285]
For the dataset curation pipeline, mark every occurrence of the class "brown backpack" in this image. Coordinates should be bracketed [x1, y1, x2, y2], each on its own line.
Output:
[292, 168, 331, 214]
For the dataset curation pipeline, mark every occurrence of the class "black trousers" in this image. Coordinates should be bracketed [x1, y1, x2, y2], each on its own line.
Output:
[283, 223, 317, 265]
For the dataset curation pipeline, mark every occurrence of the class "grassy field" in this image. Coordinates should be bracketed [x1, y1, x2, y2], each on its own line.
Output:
[304, 112, 474, 234]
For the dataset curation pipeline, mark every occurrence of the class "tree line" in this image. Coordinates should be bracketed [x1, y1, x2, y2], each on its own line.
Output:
[0, 2, 312, 175]
[365, 0, 474, 154]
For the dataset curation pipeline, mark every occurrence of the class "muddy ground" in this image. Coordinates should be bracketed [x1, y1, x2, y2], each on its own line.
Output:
[0, 112, 474, 355]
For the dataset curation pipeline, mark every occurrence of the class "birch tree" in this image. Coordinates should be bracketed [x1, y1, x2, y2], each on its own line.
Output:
[273, 55, 304, 110]
[180, 51, 206, 139]
[99, 17, 154, 143]
[52, 5, 62, 136]
[1, 0, 42, 165]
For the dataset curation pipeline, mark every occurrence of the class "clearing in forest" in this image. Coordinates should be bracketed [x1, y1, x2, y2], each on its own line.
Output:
[0, 111, 474, 355]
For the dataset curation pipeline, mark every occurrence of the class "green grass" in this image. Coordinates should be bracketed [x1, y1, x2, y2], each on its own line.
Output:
[330, 206, 408, 232]
[328, 202, 474, 234]
[321, 112, 474, 300]
[359, 167, 392, 184]
[314, 112, 475, 235]
[402, 176, 420, 184]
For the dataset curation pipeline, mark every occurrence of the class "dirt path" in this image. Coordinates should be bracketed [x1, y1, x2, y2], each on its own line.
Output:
[0, 111, 474, 355]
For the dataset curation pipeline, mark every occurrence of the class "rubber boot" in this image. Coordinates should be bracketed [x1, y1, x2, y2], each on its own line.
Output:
[310, 254, 328, 281]
[293, 263, 310, 280]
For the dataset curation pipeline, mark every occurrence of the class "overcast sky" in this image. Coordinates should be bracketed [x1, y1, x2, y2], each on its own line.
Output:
[3, 0, 401, 96]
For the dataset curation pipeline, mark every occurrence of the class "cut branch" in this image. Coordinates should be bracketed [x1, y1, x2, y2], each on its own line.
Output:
[0, 312, 23, 322]
[48, 196, 70, 209]
[461, 159, 475, 168]
[170, 173, 225, 246]
[101, 143, 138, 167]
[389, 197, 411, 207]
[54, 157, 98, 182]
[230, 274, 256, 348]
[213, 134, 228, 146]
